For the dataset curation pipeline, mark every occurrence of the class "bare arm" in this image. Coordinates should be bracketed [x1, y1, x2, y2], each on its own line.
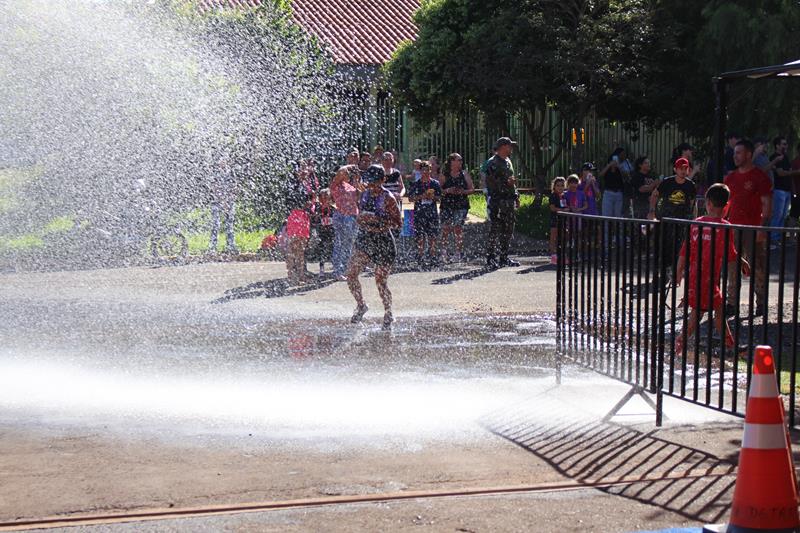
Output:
[675, 255, 685, 285]
[463, 171, 475, 194]
[648, 188, 660, 219]
[385, 194, 402, 230]
[760, 194, 772, 225]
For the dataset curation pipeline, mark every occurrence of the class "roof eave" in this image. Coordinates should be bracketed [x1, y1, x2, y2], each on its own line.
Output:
[718, 60, 800, 81]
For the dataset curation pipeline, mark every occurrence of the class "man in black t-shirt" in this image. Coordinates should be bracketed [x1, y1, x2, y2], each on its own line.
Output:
[649, 157, 697, 275]
[649, 158, 696, 221]
[769, 136, 800, 245]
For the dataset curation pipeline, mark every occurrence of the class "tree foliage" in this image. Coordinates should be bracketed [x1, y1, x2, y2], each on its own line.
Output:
[387, 0, 800, 172]
[386, 0, 658, 180]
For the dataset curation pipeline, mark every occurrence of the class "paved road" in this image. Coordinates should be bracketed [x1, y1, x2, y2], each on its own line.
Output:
[0, 259, 747, 531]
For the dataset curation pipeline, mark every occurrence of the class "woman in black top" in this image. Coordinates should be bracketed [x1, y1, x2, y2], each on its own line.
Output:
[439, 153, 475, 262]
[630, 156, 660, 219]
[600, 147, 629, 218]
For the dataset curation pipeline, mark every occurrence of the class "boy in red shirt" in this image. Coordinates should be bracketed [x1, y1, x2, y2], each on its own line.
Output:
[675, 184, 750, 354]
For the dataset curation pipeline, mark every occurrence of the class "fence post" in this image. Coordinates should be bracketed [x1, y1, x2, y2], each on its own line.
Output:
[654, 220, 666, 427]
[555, 215, 564, 386]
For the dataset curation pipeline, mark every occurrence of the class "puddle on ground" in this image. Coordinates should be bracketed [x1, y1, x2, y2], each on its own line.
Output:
[0, 314, 577, 446]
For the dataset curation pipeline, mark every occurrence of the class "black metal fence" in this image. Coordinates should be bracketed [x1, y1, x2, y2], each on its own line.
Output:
[555, 212, 800, 428]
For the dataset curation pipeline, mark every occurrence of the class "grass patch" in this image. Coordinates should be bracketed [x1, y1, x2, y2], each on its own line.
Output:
[0, 165, 42, 213]
[187, 229, 275, 254]
[0, 234, 45, 253]
[469, 193, 549, 239]
[736, 358, 800, 395]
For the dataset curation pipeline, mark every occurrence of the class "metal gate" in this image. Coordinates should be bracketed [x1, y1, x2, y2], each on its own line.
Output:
[555, 212, 800, 427]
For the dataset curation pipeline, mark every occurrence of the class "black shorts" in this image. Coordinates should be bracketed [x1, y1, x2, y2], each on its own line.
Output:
[414, 212, 440, 237]
[355, 231, 396, 267]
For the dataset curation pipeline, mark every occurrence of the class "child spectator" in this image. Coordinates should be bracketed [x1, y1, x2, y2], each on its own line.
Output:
[406, 161, 442, 269]
[284, 161, 317, 285]
[564, 175, 587, 214]
[549, 177, 567, 265]
[409, 159, 423, 182]
[311, 189, 336, 276]
[675, 184, 750, 354]
[578, 163, 600, 216]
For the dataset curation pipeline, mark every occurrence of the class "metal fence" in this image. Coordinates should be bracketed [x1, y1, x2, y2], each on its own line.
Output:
[362, 95, 694, 189]
[555, 212, 800, 428]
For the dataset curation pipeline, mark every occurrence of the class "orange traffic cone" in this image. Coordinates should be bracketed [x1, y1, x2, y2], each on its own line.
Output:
[725, 345, 799, 532]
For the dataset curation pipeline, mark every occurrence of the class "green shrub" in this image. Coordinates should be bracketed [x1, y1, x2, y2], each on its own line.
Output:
[469, 193, 549, 240]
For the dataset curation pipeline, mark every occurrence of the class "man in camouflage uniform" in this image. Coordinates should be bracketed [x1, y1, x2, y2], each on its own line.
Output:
[482, 137, 520, 268]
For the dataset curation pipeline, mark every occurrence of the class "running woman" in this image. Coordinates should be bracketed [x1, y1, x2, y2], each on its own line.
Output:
[347, 165, 402, 329]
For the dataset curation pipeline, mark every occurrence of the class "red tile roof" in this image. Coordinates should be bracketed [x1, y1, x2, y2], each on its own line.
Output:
[196, 0, 420, 65]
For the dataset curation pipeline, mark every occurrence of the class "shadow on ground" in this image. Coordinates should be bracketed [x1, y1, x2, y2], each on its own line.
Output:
[214, 276, 337, 303]
[483, 397, 737, 524]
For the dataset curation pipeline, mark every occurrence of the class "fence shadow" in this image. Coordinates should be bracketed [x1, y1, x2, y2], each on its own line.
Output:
[431, 265, 498, 285]
[483, 404, 736, 524]
[214, 276, 337, 303]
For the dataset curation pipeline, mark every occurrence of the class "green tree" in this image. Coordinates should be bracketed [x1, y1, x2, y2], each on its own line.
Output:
[624, 0, 800, 144]
[386, 0, 657, 191]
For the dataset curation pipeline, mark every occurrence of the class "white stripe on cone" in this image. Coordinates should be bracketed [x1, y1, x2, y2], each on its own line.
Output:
[749, 374, 780, 399]
[742, 423, 788, 450]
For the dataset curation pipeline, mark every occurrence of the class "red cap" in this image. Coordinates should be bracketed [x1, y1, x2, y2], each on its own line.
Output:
[675, 157, 691, 169]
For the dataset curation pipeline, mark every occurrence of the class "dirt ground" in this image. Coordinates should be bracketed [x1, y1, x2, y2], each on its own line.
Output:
[0, 258, 773, 532]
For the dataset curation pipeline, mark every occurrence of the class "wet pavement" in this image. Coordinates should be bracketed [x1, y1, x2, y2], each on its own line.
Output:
[0, 261, 746, 531]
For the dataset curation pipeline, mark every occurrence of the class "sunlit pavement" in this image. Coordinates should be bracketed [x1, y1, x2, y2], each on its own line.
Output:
[0, 260, 747, 531]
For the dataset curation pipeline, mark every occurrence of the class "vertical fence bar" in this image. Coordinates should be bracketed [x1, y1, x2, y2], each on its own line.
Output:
[646, 221, 655, 391]
[593, 219, 600, 355]
[566, 215, 572, 350]
[606, 220, 613, 372]
[693, 221, 703, 403]
[719, 225, 731, 410]
[732, 228, 744, 413]
[556, 215, 564, 358]
[636, 223, 643, 385]
[706, 224, 716, 405]
[746, 230, 756, 397]
[572, 217, 579, 354]
[620, 220, 628, 380]
[580, 218, 587, 350]
[777, 232, 787, 390]
[655, 220, 667, 426]
[614, 219, 622, 376]
[601, 220, 607, 362]
[678, 223, 690, 397]
[762, 231, 771, 348]
[791, 236, 799, 427]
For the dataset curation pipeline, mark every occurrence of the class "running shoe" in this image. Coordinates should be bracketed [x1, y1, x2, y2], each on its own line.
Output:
[383, 311, 394, 330]
[498, 257, 520, 267]
[351, 304, 368, 323]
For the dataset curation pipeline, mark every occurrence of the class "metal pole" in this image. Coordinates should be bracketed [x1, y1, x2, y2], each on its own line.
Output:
[712, 77, 728, 183]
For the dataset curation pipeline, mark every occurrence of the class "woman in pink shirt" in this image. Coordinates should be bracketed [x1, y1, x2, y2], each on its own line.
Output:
[330, 165, 363, 280]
